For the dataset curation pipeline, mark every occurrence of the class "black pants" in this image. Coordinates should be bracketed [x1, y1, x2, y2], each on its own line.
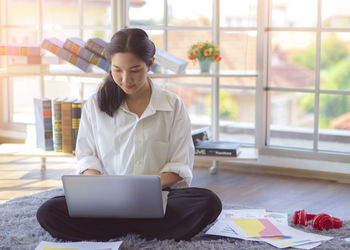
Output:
[36, 187, 222, 241]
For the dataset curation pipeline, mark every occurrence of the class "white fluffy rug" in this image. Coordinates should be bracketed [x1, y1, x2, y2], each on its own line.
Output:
[1, 188, 349, 250]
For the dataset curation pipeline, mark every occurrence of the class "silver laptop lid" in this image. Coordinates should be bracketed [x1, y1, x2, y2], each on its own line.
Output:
[62, 175, 167, 218]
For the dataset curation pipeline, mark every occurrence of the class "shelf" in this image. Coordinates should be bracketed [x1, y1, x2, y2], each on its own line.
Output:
[194, 147, 258, 161]
[0, 64, 258, 78]
[0, 143, 74, 158]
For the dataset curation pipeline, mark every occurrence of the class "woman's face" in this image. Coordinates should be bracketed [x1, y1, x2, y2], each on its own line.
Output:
[110, 52, 153, 96]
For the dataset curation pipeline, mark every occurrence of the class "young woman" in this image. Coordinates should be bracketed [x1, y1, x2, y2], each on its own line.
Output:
[36, 28, 222, 241]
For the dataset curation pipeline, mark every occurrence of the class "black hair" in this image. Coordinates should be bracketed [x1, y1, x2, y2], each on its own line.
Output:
[97, 28, 156, 117]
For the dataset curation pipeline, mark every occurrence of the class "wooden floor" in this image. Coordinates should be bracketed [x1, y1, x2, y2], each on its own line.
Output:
[1, 156, 350, 220]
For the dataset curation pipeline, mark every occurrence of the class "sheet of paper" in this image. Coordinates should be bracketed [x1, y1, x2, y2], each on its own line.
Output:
[229, 218, 285, 238]
[294, 242, 322, 249]
[261, 224, 333, 249]
[205, 219, 262, 242]
[35, 241, 123, 250]
[218, 209, 266, 220]
[263, 212, 288, 225]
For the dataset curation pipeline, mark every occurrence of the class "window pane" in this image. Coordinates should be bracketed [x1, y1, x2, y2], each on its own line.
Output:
[219, 88, 255, 144]
[83, 29, 111, 41]
[83, 0, 111, 26]
[7, 0, 37, 25]
[168, 30, 212, 71]
[320, 33, 350, 91]
[43, 0, 79, 26]
[129, 0, 164, 26]
[164, 82, 211, 127]
[271, 0, 317, 27]
[220, 77, 256, 87]
[269, 91, 314, 149]
[43, 30, 80, 43]
[145, 30, 164, 50]
[44, 78, 85, 100]
[12, 77, 40, 124]
[322, 0, 350, 28]
[220, 0, 257, 27]
[6, 28, 39, 44]
[168, 0, 212, 27]
[319, 93, 350, 153]
[270, 32, 316, 88]
[220, 31, 257, 71]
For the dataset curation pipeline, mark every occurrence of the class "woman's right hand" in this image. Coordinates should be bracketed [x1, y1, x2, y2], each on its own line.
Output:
[82, 169, 101, 175]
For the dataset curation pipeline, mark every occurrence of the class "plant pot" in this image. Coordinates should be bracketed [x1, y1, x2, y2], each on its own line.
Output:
[198, 57, 212, 73]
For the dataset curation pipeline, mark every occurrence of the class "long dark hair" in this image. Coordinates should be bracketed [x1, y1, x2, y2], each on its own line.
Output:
[97, 28, 156, 117]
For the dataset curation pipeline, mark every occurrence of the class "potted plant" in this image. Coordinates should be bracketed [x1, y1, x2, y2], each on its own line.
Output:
[188, 41, 222, 72]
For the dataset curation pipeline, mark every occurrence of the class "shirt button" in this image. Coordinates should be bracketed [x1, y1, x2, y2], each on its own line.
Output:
[136, 140, 141, 144]
[136, 160, 142, 165]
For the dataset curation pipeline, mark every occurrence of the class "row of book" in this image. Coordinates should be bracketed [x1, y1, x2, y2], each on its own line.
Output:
[34, 98, 83, 154]
[41, 37, 110, 72]
[192, 127, 241, 157]
[1, 39, 188, 74]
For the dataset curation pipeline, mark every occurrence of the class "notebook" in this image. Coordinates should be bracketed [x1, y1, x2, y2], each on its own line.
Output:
[62, 175, 168, 218]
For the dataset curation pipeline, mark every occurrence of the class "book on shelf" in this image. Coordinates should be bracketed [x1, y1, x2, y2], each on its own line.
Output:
[154, 48, 188, 74]
[0, 44, 42, 56]
[61, 99, 76, 154]
[41, 37, 63, 55]
[53, 98, 65, 152]
[64, 37, 110, 72]
[192, 127, 210, 146]
[85, 37, 108, 60]
[42, 37, 93, 72]
[33, 98, 54, 151]
[57, 47, 93, 72]
[71, 100, 83, 155]
[194, 140, 241, 157]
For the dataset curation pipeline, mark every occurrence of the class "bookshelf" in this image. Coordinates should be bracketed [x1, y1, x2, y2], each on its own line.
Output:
[0, 63, 258, 171]
[0, 65, 258, 78]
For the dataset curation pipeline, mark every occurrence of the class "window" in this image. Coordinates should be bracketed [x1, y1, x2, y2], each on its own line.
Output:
[127, 0, 258, 145]
[0, 0, 111, 125]
[266, 0, 350, 155]
[1, 0, 350, 162]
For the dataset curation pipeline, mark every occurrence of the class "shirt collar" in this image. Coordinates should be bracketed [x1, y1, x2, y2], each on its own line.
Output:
[148, 77, 172, 112]
[119, 77, 173, 114]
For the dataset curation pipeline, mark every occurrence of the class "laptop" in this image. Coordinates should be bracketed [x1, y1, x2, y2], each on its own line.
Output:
[62, 175, 168, 218]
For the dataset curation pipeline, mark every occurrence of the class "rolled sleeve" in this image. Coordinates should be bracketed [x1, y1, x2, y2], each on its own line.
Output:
[75, 97, 103, 174]
[160, 162, 193, 188]
[160, 98, 194, 188]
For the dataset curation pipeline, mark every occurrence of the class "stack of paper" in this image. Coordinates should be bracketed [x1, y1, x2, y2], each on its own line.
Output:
[35, 240, 123, 250]
[206, 209, 333, 249]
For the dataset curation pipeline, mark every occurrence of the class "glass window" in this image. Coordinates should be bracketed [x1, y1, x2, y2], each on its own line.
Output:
[319, 93, 350, 153]
[129, 0, 164, 26]
[7, 0, 37, 26]
[83, 0, 111, 26]
[12, 77, 41, 124]
[168, 0, 212, 27]
[268, 91, 314, 150]
[271, 0, 318, 27]
[270, 32, 316, 88]
[220, 0, 257, 27]
[219, 88, 255, 144]
[43, 0, 80, 26]
[322, 0, 350, 28]
[320, 33, 350, 91]
[220, 31, 257, 71]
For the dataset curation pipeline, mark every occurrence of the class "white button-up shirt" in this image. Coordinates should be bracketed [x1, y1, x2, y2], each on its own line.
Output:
[75, 79, 194, 188]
